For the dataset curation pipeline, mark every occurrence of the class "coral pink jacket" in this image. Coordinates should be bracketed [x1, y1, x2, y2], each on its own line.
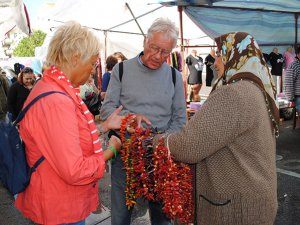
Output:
[15, 78, 106, 225]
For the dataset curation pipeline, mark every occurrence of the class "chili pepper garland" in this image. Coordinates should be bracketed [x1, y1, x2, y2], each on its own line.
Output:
[119, 114, 194, 224]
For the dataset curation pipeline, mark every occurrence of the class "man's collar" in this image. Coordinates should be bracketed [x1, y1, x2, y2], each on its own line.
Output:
[138, 51, 151, 69]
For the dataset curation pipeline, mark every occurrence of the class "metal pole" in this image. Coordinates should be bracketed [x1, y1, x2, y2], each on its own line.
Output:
[295, 13, 298, 49]
[107, 6, 163, 31]
[125, 2, 145, 36]
[178, 6, 188, 101]
[178, 6, 184, 50]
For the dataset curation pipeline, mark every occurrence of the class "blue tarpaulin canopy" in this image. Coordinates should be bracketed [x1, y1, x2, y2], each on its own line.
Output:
[158, 0, 300, 53]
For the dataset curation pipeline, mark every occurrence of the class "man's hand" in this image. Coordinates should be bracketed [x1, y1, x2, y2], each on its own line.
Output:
[134, 114, 151, 128]
[126, 114, 152, 133]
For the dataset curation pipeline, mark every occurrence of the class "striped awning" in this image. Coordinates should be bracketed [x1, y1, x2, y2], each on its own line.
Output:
[158, 0, 300, 52]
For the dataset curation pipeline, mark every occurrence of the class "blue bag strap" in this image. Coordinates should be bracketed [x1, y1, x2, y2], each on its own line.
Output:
[30, 156, 45, 174]
[171, 66, 176, 87]
[13, 91, 68, 173]
[119, 61, 123, 82]
[14, 91, 68, 125]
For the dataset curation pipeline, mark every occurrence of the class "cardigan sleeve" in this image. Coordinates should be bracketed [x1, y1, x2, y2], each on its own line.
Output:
[165, 84, 249, 164]
[284, 64, 296, 101]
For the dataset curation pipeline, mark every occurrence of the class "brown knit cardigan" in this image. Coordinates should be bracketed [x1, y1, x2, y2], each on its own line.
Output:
[162, 80, 278, 225]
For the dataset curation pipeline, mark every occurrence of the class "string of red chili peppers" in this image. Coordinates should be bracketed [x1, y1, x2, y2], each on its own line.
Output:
[119, 114, 194, 224]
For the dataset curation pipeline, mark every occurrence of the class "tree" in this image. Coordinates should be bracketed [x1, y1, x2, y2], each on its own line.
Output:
[13, 30, 46, 57]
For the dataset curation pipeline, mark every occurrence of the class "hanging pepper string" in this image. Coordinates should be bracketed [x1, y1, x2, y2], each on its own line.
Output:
[119, 114, 194, 224]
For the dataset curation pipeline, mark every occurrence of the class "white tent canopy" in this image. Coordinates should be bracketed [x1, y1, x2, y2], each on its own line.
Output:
[0, 0, 31, 41]
[36, 0, 214, 61]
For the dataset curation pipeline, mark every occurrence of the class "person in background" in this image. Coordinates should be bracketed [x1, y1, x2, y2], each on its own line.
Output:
[113, 51, 127, 63]
[186, 49, 203, 101]
[80, 66, 101, 116]
[156, 32, 279, 225]
[7, 67, 35, 121]
[80, 66, 99, 100]
[269, 47, 284, 94]
[263, 52, 270, 64]
[14, 21, 123, 225]
[204, 49, 216, 87]
[1, 66, 17, 86]
[14, 63, 24, 76]
[100, 17, 186, 225]
[101, 55, 118, 100]
[0, 68, 9, 121]
[285, 46, 300, 111]
[284, 47, 296, 72]
[283, 47, 296, 91]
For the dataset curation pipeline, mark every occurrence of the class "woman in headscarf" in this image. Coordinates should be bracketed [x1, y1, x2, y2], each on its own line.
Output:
[155, 32, 279, 225]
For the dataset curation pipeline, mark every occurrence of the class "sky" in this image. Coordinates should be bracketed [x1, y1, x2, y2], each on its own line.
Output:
[23, 0, 57, 30]
[23, 0, 44, 20]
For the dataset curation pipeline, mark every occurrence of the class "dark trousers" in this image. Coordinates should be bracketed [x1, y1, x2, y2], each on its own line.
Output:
[111, 154, 171, 225]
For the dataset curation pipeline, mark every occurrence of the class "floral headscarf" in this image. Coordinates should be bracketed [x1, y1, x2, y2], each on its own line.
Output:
[214, 32, 279, 136]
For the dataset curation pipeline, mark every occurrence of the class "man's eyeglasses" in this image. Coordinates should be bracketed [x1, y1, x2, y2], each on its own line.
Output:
[148, 44, 172, 58]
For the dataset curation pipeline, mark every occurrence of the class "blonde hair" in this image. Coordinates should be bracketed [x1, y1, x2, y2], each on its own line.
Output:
[46, 21, 100, 68]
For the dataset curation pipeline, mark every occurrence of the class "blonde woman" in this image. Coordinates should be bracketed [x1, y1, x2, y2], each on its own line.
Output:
[15, 21, 123, 225]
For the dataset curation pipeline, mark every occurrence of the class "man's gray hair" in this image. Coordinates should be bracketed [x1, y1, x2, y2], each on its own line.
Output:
[147, 17, 179, 48]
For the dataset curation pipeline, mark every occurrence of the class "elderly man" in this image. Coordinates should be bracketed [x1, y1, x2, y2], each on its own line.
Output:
[285, 46, 300, 111]
[100, 18, 186, 225]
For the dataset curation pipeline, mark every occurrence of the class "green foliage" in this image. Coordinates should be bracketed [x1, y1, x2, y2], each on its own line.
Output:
[13, 30, 46, 57]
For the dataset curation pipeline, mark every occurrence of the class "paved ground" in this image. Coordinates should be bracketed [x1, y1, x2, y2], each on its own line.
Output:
[0, 119, 299, 225]
[274, 119, 300, 225]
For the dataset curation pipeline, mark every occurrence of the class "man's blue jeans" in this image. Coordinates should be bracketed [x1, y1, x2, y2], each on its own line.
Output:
[59, 219, 85, 225]
[111, 154, 171, 225]
[295, 96, 300, 110]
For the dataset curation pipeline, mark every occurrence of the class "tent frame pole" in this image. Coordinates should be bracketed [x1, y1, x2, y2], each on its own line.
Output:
[295, 13, 299, 50]
[178, 6, 188, 102]
[125, 3, 145, 36]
